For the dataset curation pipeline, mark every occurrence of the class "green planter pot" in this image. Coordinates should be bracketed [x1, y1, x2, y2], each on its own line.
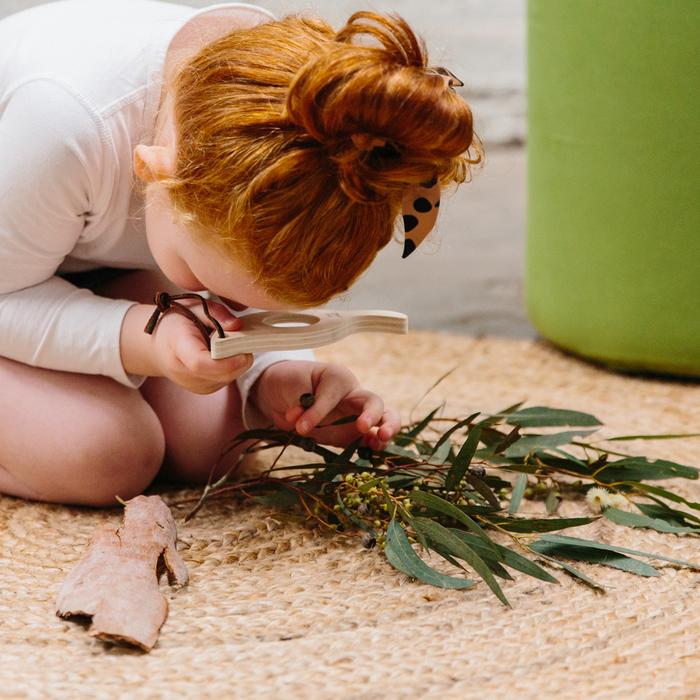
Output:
[526, 0, 700, 376]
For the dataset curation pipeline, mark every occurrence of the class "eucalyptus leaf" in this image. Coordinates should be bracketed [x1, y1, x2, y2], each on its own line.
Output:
[505, 407, 602, 428]
[478, 401, 525, 428]
[536, 534, 700, 569]
[636, 502, 700, 527]
[444, 428, 482, 490]
[487, 516, 596, 533]
[529, 541, 660, 577]
[382, 444, 422, 460]
[603, 507, 700, 534]
[494, 545, 559, 583]
[462, 473, 502, 509]
[623, 482, 700, 513]
[430, 412, 480, 458]
[596, 457, 699, 483]
[412, 518, 510, 606]
[408, 490, 499, 555]
[430, 438, 453, 465]
[509, 473, 528, 515]
[384, 520, 475, 590]
[404, 405, 443, 440]
[528, 549, 605, 590]
[605, 433, 700, 441]
[505, 430, 598, 458]
[431, 535, 512, 580]
[428, 541, 472, 573]
[494, 425, 522, 454]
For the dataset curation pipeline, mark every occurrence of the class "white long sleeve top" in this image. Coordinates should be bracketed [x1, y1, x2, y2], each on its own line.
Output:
[0, 0, 316, 429]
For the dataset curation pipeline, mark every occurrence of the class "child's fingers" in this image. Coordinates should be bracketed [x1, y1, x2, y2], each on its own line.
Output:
[178, 331, 252, 381]
[285, 405, 305, 425]
[353, 391, 385, 433]
[377, 407, 401, 441]
[295, 381, 350, 435]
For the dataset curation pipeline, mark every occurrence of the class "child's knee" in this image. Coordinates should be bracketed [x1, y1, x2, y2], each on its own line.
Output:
[56, 396, 166, 506]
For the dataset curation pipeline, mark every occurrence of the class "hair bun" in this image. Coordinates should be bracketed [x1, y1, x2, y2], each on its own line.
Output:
[284, 11, 480, 202]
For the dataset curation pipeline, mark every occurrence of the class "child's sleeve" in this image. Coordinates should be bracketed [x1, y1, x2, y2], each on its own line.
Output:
[229, 306, 317, 431]
[0, 78, 146, 388]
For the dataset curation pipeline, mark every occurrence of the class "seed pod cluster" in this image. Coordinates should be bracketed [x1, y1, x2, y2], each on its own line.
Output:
[333, 471, 416, 549]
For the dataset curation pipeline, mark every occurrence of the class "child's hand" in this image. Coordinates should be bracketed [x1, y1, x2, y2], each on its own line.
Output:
[250, 360, 401, 449]
[150, 298, 253, 394]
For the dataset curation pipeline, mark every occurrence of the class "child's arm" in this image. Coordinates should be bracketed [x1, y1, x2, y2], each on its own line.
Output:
[0, 79, 147, 388]
[222, 306, 317, 431]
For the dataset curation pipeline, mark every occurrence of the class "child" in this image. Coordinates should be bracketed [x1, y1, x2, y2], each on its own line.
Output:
[0, 1, 481, 507]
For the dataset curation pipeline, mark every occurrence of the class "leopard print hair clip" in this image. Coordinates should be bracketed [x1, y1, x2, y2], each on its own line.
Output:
[352, 66, 465, 258]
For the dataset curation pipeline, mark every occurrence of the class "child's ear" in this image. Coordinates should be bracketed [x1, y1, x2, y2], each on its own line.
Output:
[133, 145, 174, 183]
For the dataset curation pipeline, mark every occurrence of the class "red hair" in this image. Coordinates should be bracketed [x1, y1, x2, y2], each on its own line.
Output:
[155, 11, 483, 306]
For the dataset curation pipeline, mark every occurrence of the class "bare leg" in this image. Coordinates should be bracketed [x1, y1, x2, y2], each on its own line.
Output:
[92, 268, 254, 485]
[0, 356, 165, 506]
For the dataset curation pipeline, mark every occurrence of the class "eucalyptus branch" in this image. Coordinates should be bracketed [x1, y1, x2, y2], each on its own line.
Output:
[183, 401, 700, 604]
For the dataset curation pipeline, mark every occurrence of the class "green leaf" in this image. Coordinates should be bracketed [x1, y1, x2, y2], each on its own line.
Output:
[505, 407, 602, 428]
[477, 401, 525, 428]
[623, 482, 700, 513]
[429, 412, 480, 458]
[408, 490, 499, 555]
[605, 433, 700, 441]
[446, 529, 503, 563]
[427, 540, 471, 572]
[382, 444, 421, 460]
[536, 534, 700, 569]
[430, 438, 453, 465]
[431, 535, 512, 580]
[602, 507, 700, 534]
[504, 430, 598, 458]
[636, 502, 700, 527]
[493, 425, 522, 454]
[509, 473, 528, 515]
[486, 516, 596, 533]
[384, 520, 475, 590]
[405, 405, 443, 439]
[527, 549, 605, 590]
[457, 504, 503, 516]
[596, 457, 699, 483]
[461, 473, 502, 509]
[473, 426, 505, 448]
[494, 545, 559, 583]
[444, 428, 482, 490]
[412, 518, 510, 606]
[529, 541, 660, 577]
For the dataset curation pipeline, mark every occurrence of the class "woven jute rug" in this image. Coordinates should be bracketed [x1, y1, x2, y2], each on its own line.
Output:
[2, 331, 699, 699]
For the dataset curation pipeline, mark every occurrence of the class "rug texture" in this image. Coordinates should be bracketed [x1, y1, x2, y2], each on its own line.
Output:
[1, 331, 699, 699]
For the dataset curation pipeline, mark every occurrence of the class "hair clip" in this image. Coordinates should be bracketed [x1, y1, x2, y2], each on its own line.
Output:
[401, 174, 441, 258]
[350, 133, 442, 259]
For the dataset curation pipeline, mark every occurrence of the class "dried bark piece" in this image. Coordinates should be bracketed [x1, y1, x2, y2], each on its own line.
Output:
[56, 494, 188, 651]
